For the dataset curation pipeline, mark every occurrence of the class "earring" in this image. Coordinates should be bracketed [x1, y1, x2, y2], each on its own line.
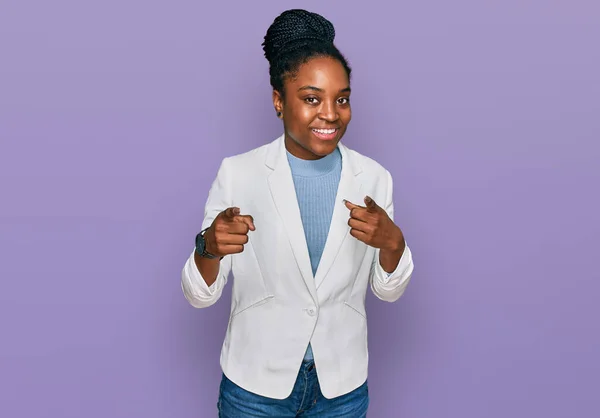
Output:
[276, 111, 282, 118]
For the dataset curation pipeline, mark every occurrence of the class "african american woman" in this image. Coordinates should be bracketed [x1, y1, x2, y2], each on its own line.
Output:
[181, 9, 415, 418]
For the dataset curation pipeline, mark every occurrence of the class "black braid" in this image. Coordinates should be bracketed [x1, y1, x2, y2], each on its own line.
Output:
[262, 9, 351, 95]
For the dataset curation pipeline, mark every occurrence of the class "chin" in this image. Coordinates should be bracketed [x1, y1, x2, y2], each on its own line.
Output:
[310, 142, 338, 157]
[286, 132, 340, 159]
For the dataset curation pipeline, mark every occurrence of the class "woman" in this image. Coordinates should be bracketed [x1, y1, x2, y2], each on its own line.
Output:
[181, 9, 414, 417]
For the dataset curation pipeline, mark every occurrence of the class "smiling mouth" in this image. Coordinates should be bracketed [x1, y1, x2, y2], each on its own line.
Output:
[311, 128, 339, 140]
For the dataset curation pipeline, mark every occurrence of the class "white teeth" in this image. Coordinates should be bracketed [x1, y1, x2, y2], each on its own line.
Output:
[313, 128, 336, 134]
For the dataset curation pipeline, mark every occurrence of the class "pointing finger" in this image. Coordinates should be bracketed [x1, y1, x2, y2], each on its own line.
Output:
[343, 199, 364, 210]
[344, 200, 368, 221]
[235, 214, 255, 231]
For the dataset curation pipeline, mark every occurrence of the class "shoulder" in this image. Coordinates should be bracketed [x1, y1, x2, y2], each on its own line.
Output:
[343, 143, 392, 180]
[342, 144, 397, 206]
[218, 138, 276, 171]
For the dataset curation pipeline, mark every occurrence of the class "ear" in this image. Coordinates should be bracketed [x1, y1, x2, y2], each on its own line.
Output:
[272, 89, 284, 114]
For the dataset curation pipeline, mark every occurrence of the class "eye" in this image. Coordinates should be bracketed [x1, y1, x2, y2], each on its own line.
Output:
[337, 97, 350, 105]
[304, 97, 319, 105]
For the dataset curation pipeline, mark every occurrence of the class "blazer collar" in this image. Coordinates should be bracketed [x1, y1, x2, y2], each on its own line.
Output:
[265, 134, 363, 176]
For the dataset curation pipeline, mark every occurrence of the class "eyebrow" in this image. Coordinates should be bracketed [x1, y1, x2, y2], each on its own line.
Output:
[298, 85, 351, 93]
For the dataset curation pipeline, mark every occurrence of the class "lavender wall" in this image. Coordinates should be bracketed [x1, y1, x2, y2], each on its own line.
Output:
[1, 1, 598, 417]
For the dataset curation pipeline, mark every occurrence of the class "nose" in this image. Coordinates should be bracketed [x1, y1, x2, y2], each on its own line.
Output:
[318, 100, 339, 122]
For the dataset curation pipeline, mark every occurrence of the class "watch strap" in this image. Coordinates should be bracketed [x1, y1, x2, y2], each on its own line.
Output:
[197, 228, 220, 259]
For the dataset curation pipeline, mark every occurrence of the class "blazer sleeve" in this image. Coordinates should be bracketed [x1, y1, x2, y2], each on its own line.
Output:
[181, 158, 234, 308]
[369, 169, 415, 302]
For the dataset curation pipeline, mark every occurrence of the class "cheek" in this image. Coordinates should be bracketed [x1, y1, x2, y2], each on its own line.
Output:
[288, 108, 315, 132]
[342, 107, 352, 123]
[296, 106, 316, 123]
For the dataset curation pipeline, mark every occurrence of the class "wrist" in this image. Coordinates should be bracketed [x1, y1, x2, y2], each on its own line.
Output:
[384, 227, 405, 254]
[202, 226, 215, 254]
[196, 227, 220, 259]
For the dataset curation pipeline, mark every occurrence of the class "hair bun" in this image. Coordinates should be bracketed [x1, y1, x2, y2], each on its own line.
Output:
[262, 9, 336, 63]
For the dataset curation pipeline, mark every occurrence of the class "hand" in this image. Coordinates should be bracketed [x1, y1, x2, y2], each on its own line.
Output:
[344, 196, 405, 252]
[204, 207, 255, 257]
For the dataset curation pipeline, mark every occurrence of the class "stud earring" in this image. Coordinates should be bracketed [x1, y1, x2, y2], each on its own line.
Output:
[276, 111, 282, 118]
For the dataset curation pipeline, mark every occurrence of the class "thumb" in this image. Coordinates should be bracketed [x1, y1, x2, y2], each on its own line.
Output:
[223, 207, 240, 219]
[364, 196, 378, 212]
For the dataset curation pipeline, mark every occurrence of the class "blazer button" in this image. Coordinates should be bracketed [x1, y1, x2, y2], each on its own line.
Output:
[307, 308, 316, 316]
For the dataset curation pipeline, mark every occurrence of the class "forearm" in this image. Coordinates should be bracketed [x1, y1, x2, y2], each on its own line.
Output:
[182, 157, 234, 308]
[370, 244, 414, 302]
[379, 236, 406, 273]
[194, 252, 220, 287]
[377, 224, 406, 273]
[181, 250, 230, 309]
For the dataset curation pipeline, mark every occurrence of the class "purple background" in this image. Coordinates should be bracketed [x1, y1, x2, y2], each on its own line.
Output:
[1, 1, 598, 417]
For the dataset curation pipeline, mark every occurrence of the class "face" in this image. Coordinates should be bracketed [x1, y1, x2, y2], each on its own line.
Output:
[273, 56, 351, 160]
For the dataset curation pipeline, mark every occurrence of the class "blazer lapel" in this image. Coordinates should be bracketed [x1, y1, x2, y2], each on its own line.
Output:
[266, 135, 317, 302]
[314, 142, 363, 289]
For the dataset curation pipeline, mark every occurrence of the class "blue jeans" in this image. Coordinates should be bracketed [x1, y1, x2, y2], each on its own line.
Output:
[217, 360, 369, 417]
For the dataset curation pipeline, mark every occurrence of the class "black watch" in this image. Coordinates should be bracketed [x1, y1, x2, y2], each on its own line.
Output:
[195, 228, 221, 259]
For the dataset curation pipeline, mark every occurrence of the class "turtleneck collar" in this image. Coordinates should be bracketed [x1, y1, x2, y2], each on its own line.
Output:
[286, 146, 341, 178]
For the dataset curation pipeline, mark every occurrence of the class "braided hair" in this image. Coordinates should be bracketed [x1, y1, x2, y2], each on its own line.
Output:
[262, 9, 352, 96]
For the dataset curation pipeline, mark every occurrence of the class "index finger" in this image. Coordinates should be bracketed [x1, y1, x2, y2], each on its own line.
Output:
[343, 200, 369, 221]
[233, 214, 256, 231]
[343, 199, 365, 210]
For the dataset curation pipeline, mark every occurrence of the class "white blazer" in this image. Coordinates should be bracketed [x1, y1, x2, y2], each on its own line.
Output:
[181, 134, 414, 399]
